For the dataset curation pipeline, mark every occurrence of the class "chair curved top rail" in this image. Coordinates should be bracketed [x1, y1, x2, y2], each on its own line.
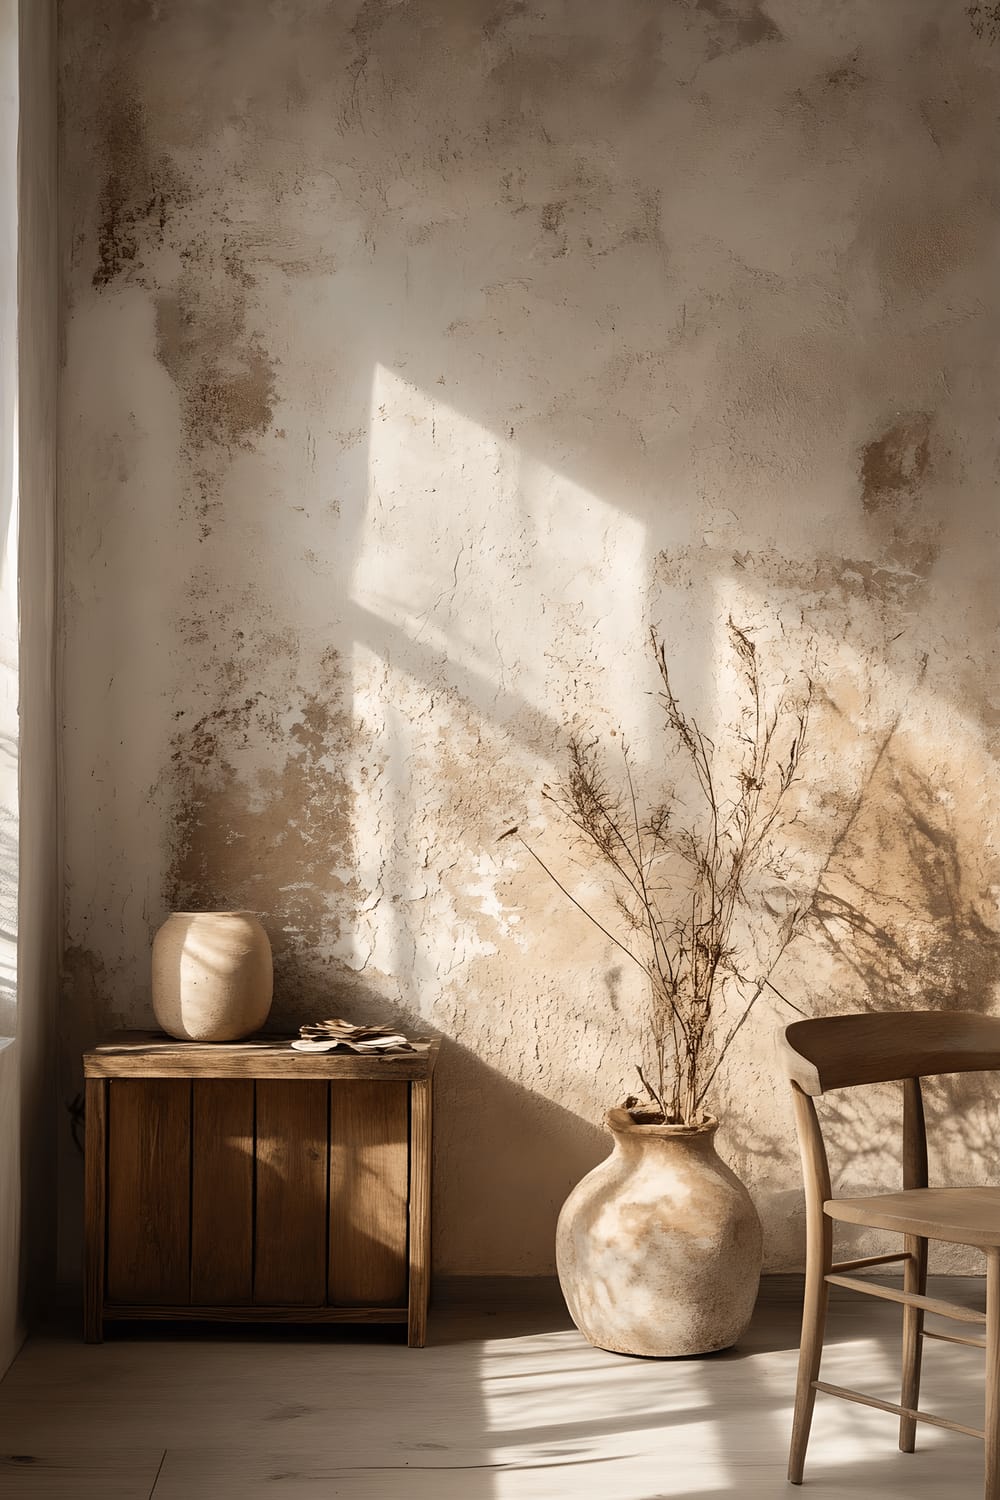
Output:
[778, 1010, 1000, 1095]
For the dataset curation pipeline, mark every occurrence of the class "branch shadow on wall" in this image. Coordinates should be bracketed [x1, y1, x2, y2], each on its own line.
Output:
[725, 726, 1000, 1308]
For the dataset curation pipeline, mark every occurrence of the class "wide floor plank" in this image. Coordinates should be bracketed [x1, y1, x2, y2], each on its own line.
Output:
[0, 1449, 164, 1499]
[0, 1279, 991, 1498]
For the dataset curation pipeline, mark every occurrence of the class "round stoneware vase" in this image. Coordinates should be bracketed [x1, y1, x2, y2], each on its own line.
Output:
[152, 911, 273, 1042]
[556, 1109, 762, 1357]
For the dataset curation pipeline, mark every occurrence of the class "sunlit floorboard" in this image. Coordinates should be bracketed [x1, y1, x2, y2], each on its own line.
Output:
[0, 1278, 989, 1497]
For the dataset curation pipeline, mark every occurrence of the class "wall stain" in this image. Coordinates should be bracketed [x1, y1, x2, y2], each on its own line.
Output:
[351, 0, 396, 78]
[155, 264, 277, 457]
[622, 187, 664, 250]
[540, 201, 565, 235]
[484, 0, 528, 40]
[696, 0, 782, 54]
[92, 83, 190, 290]
[860, 413, 932, 513]
[61, 944, 112, 1043]
[824, 54, 864, 91]
[967, 4, 1000, 43]
[655, 541, 935, 617]
[170, 696, 264, 771]
[165, 673, 358, 1004]
[59, 944, 130, 1108]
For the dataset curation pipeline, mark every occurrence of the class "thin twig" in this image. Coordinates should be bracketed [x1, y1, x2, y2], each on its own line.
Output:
[514, 836, 649, 978]
[528, 621, 812, 1124]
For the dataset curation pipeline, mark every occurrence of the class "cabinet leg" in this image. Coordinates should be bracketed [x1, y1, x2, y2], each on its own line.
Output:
[84, 1078, 106, 1344]
[407, 1077, 432, 1347]
[83, 1303, 103, 1345]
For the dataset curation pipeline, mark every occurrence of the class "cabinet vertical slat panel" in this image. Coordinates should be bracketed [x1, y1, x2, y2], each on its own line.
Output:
[106, 1079, 191, 1305]
[329, 1081, 409, 1306]
[254, 1081, 328, 1305]
[191, 1080, 255, 1305]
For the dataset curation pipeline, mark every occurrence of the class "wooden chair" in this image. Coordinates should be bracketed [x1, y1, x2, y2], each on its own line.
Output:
[779, 1010, 1000, 1496]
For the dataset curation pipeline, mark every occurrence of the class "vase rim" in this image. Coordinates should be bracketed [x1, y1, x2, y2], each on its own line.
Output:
[605, 1107, 719, 1138]
[165, 909, 262, 919]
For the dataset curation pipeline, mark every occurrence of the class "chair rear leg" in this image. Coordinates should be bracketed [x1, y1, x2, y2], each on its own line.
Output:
[987, 1250, 1000, 1500]
[789, 1216, 832, 1485]
[899, 1234, 927, 1452]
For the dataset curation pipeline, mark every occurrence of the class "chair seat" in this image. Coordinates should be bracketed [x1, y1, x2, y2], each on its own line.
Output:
[826, 1186, 1000, 1248]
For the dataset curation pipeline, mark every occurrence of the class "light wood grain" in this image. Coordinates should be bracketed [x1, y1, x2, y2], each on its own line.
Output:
[85, 1033, 440, 1081]
[924, 1327, 987, 1350]
[900, 1076, 929, 1451]
[900, 1230, 928, 1452]
[779, 1010, 1000, 1095]
[787, 1086, 831, 1485]
[0, 1449, 166, 1500]
[2, 1280, 993, 1500]
[408, 1076, 433, 1348]
[830, 1251, 910, 1274]
[329, 1081, 409, 1307]
[824, 1274, 987, 1324]
[83, 1079, 106, 1344]
[827, 1186, 1000, 1248]
[254, 1080, 328, 1306]
[987, 1250, 1000, 1500]
[812, 1381, 985, 1440]
[782, 1013, 1000, 1494]
[191, 1080, 254, 1306]
[106, 1079, 191, 1306]
[902, 1075, 929, 1191]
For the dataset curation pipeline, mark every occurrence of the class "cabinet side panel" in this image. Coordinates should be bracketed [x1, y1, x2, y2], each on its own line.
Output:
[329, 1081, 409, 1306]
[254, 1081, 328, 1305]
[83, 1079, 107, 1341]
[106, 1079, 191, 1305]
[407, 1077, 433, 1347]
[191, 1080, 254, 1305]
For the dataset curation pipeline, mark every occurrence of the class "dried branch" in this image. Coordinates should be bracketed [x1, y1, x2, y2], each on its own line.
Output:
[516, 620, 812, 1125]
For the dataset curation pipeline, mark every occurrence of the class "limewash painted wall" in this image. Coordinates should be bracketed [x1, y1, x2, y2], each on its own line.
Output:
[59, 2, 1000, 1277]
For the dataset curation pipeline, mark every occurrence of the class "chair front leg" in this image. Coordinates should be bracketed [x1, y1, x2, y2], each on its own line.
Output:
[899, 1234, 927, 1453]
[789, 1213, 832, 1485]
[987, 1250, 1000, 1500]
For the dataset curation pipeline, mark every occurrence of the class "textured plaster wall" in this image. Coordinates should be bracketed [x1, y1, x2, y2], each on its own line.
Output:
[60, 1, 1000, 1276]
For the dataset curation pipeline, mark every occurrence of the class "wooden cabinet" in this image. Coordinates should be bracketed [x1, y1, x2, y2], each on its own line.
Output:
[84, 1033, 438, 1346]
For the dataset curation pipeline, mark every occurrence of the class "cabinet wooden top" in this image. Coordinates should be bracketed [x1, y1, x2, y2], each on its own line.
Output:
[84, 1031, 441, 1081]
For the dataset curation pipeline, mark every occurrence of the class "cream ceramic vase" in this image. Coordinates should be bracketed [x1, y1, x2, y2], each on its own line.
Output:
[556, 1109, 762, 1357]
[151, 911, 273, 1042]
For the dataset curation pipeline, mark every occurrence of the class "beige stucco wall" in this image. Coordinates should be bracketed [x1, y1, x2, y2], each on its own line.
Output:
[59, 1, 1000, 1277]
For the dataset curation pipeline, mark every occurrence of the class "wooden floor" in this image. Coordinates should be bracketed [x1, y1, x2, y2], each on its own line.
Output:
[0, 1277, 992, 1498]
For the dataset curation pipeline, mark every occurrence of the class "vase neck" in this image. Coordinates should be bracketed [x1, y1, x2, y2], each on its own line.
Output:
[605, 1109, 720, 1158]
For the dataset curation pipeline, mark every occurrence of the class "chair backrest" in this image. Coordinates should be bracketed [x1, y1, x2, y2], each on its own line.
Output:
[780, 1010, 1000, 1210]
[779, 1010, 1000, 1096]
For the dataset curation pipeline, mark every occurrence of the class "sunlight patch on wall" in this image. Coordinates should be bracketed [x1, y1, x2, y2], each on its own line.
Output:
[353, 362, 647, 738]
[336, 363, 649, 1000]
